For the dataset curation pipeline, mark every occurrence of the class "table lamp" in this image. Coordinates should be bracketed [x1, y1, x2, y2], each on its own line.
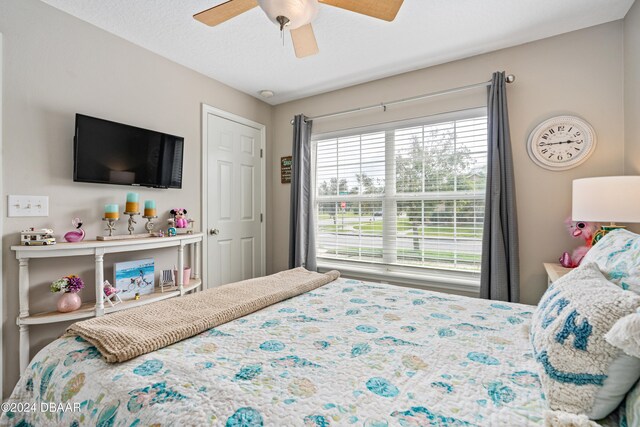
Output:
[572, 176, 640, 244]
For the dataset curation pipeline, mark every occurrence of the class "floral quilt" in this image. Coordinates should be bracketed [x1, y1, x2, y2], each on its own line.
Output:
[4, 278, 555, 426]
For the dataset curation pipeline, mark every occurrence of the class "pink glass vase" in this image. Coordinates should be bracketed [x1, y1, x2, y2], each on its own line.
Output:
[173, 267, 192, 285]
[57, 292, 81, 313]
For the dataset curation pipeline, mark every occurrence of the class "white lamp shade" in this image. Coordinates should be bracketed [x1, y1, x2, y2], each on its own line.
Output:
[572, 176, 640, 223]
[258, 0, 319, 29]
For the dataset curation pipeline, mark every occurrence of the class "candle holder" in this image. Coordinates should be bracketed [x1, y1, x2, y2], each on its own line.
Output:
[143, 215, 158, 233]
[124, 211, 140, 235]
[102, 217, 119, 237]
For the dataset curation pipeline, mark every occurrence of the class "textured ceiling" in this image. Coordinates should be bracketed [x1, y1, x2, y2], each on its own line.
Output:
[40, 0, 634, 105]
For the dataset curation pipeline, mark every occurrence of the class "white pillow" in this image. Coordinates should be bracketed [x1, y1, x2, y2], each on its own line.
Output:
[605, 309, 640, 359]
[531, 262, 640, 419]
[582, 229, 640, 294]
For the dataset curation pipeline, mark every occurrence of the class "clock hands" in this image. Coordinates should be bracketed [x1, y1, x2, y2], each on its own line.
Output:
[539, 139, 581, 147]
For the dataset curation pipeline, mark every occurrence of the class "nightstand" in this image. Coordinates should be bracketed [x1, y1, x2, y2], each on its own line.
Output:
[543, 263, 573, 287]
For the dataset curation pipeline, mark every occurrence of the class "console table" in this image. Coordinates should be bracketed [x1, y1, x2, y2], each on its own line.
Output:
[12, 233, 203, 373]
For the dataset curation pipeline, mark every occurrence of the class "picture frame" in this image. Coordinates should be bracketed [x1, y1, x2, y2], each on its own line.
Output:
[114, 258, 155, 300]
[281, 156, 292, 184]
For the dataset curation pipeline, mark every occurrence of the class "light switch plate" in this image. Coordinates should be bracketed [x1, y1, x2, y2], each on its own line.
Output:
[8, 195, 49, 217]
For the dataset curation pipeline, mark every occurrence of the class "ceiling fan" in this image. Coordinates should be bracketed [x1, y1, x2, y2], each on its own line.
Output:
[193, 0, 404, 58]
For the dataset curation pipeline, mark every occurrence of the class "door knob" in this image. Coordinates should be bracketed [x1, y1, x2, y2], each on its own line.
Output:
[209, 228, 219, 236]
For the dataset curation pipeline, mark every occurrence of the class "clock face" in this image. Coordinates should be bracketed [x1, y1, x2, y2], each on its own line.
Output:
[527, 116, 596, 171]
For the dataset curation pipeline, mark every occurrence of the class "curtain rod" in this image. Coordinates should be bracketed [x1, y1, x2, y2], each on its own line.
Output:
[290, 74, 515, 124]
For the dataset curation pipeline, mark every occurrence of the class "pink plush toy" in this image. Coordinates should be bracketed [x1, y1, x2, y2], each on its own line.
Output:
[559, 218, 599, 268]
[170, 208, 189, 228]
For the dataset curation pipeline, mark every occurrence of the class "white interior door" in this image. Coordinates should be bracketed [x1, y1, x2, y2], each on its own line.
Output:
[205, 110, 264, 287]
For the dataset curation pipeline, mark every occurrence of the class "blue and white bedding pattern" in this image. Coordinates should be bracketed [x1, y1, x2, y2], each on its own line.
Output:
[582, 229, 640, 295]
[5, 278, 554, 426]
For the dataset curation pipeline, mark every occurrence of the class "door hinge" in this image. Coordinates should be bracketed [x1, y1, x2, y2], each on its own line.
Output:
[260, 213, 263, 223]
[260, 149, 263, 158]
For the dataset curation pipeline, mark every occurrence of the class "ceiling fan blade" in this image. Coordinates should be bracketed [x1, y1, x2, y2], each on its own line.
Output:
[291, 23, 319, 58]
[193, 0, 258, 26]
[319, 0, 404, 21]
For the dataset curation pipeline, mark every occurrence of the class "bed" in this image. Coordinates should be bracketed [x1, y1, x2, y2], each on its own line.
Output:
[3, 276, 556, 427]
[6, 230, 640, 427]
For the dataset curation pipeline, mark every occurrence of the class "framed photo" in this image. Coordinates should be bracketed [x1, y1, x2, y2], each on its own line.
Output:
[114, 258, 155, 300]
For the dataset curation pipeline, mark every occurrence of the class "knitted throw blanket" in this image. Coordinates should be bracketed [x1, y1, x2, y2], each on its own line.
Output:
[65, 268, 340, 363]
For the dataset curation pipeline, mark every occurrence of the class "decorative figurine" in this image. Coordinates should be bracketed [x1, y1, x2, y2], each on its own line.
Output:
[103, 280, 123, 307]
[167, 227, 177, 237]
[559, 218, 599, 268]
[64, 217, 85, 242]
[143, 200, 158, 233]
[124, 193, 140, 235]
[20, 228, 56, 246]
[101, 216, 119, 238]
[160, 269, 175, 292]
[99, 204, 120, 239]
[168, 208, 195, 234]
[170, 208, 189, 228]
[124, 211, 139, 235]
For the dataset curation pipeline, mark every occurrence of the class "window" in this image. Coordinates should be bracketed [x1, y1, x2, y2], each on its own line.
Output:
[314, 109, 487, 277]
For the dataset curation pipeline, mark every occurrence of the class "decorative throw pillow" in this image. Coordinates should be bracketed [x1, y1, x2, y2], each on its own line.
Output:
[531, 262, 640, 419]
[605, 308, 640, 359]
[581, 229, 640, 294]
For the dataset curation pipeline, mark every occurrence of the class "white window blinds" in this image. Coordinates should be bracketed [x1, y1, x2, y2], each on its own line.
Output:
[314, 110, 487, 273]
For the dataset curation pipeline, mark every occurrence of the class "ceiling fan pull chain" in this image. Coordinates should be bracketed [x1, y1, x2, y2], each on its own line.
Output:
[275, 15, 290, 48]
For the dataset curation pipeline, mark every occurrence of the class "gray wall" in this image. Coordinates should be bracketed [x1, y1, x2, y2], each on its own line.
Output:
[626, 1, 640, 175]
[269, 22, 626, 306]
[0, 0, 273, 396]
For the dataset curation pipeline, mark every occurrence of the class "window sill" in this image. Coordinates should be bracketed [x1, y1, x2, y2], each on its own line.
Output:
[316, 259, 481, 296]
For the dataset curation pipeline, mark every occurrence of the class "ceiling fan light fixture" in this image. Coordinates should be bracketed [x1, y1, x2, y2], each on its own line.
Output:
[258, 0, 319, 30]
[276, 15, 290, 31]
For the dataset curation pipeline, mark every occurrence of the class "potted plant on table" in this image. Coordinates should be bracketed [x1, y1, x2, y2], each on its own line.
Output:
[51, 275, 85, 313]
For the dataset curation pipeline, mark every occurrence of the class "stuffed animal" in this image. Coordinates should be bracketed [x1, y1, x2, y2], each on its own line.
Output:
[170, 208, 189, 228]
[559, 218, 599, 268]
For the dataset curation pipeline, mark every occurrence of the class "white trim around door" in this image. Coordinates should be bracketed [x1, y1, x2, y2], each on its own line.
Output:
[200, 104, 266, 289]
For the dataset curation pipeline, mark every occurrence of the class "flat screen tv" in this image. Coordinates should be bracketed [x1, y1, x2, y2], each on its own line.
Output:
[73, 114, 184, 188]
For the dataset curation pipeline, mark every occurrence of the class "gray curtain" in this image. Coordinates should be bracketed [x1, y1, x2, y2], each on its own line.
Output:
[480, 72, 520, 302]
[289, 114, 317, 270]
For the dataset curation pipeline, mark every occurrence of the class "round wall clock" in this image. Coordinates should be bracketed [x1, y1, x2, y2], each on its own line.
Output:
[527, 115, 596, 171]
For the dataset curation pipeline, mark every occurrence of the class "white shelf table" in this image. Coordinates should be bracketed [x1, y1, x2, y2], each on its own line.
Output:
[12, 233, 203, 373]
[543, 262, 573, 287]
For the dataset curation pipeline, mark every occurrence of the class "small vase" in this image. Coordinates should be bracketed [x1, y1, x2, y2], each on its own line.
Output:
[57, 292, 81, 313]
[174, 267, 192, 285]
